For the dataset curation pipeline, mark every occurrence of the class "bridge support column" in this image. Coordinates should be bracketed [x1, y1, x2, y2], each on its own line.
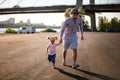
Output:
[76, 0, 83, 9]
[76, 0, 96, 31]
[90, 12, 96, 31]
[90, 0, 95, 5]
[90, 0, 97, 31]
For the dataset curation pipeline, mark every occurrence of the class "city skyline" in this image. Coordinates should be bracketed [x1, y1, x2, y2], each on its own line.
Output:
[0, 18, 31, 24]
[0, 17, 59, 27]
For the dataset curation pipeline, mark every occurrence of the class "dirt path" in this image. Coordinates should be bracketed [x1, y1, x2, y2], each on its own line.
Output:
[0, 32, 120, 80]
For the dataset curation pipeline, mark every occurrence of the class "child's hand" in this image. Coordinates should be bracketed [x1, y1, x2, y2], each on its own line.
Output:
[56, 43, 60, 46]
[59, 39, 63, 44]
[81, 36, 84, 40]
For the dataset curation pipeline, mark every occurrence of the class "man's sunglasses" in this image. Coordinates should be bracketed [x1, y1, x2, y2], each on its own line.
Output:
[71, 12, 78, 15]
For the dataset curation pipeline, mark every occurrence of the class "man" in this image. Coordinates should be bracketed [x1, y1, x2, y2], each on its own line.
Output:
[59, 8, 84, 68]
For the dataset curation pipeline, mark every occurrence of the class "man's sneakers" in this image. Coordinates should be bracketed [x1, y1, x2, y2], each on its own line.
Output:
[62, 61, 79, 68]
[72, 64, 79, 68]
[62, 61, 66, 66]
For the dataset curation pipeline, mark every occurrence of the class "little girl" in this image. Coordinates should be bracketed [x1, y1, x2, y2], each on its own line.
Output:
[47, 36, 59, 69]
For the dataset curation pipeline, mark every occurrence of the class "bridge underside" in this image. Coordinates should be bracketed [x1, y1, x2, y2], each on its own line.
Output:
[0, 4, 120, 14]
[0, 5, 75, 14]
[83, 4, 120, 13]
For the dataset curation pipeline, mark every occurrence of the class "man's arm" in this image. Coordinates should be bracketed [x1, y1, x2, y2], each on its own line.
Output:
[59, 21, 67, 44]
[79, 18, 84, 40]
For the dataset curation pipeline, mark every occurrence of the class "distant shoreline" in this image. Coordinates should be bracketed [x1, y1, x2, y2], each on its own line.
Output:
[0, 27, 61, 34]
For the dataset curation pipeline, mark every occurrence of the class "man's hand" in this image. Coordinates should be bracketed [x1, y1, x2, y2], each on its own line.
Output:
[81, 35, 84, 40]
[59, 39, 63, 44]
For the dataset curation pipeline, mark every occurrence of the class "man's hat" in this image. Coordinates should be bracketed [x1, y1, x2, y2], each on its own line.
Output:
[71, 8, 78, 14]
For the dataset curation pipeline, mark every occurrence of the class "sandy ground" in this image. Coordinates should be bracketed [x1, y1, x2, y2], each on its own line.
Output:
[0, 32, 120, 80]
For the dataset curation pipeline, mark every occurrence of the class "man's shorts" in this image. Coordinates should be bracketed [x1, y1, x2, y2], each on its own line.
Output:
[48, 54, 56, 63]
[63, 38, 78, 50]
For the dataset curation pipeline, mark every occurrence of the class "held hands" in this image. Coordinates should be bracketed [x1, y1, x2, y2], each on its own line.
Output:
[81, 35, 84, 40]
[59, 39, 63, 45]
[46, 51, 48, 53]
[54, 39, 62, 46]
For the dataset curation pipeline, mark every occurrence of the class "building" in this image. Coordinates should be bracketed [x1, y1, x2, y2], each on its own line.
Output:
[0, 18, 15, 24]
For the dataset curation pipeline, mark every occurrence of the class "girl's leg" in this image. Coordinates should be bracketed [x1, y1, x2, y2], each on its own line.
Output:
[52, 63, 55, 69]
[52, 54, 56, 69]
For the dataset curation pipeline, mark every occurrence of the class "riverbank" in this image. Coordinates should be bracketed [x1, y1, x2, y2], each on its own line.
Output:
[0, 28, 61, 34]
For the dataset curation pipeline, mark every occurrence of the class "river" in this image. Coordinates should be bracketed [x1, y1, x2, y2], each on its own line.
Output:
[0, 28, 60, 34]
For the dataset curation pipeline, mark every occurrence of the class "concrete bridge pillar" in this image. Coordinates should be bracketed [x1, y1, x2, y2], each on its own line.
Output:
[76, 0, 83, 9]
[90, 0, 95, 5]
[89, 0, 96, 31]
[76, 0, 95, 8]
[90, 13, 96, 31]
[76, 0, 97, 31]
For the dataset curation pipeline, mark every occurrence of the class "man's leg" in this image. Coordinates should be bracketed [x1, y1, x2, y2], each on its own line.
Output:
[62, 50, 67, 66]
[71, 38, 79, 68]
[72, 48, 79, 68]
[62, 38, 71, 66]
[72, 48, 77, 63]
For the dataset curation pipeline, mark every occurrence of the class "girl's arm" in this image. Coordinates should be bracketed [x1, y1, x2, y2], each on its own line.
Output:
[47, 47, 49, 53]
[56, 43, 60, 46]
[46, 44, 49, 53]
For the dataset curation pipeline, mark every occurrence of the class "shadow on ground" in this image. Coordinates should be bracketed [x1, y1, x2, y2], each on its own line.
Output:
[55, 67, 89, 80]
[62, 65, 118, 80]
[75, 68, 118, 80]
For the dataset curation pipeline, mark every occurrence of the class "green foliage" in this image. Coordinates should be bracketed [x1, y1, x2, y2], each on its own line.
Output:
[5, 27, 18, 34]
[110, 17, 120, 32]
[83, 20, 91, 31]
[64, 8, 72, 18]
[98, 16, 120, 32]
[98, 16, 110, 32]
[78, 7, 85, 17]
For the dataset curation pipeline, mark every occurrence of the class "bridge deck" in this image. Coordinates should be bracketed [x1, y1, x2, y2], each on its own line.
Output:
[0, 4, 120, 14]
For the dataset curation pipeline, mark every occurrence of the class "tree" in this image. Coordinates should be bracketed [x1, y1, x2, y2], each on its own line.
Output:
[98, 16, 110, 32]
[110, 17, 120, 32]
[78, 7, 85, 17]
[98, 16, 120, 32]
[64, 8, 72, 18]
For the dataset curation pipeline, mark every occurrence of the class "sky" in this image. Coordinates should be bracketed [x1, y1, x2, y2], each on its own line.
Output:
[0, 0, 120, 27]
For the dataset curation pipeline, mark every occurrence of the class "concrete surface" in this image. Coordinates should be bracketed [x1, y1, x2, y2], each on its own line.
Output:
[0, 32, 120, 80]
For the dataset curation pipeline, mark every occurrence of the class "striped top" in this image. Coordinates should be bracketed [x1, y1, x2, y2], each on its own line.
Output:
[60, 17, 83, 40]
[47, 43, 57, 55]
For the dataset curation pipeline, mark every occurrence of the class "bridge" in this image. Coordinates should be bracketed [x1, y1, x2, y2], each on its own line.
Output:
[0, 5, 75, 14]
[0, 4, 120, 14]
[0, 0, 120, 31]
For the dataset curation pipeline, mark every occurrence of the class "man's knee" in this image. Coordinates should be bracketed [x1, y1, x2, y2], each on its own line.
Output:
[72, 48, 77, 51]
[63, 49, 67, 53]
